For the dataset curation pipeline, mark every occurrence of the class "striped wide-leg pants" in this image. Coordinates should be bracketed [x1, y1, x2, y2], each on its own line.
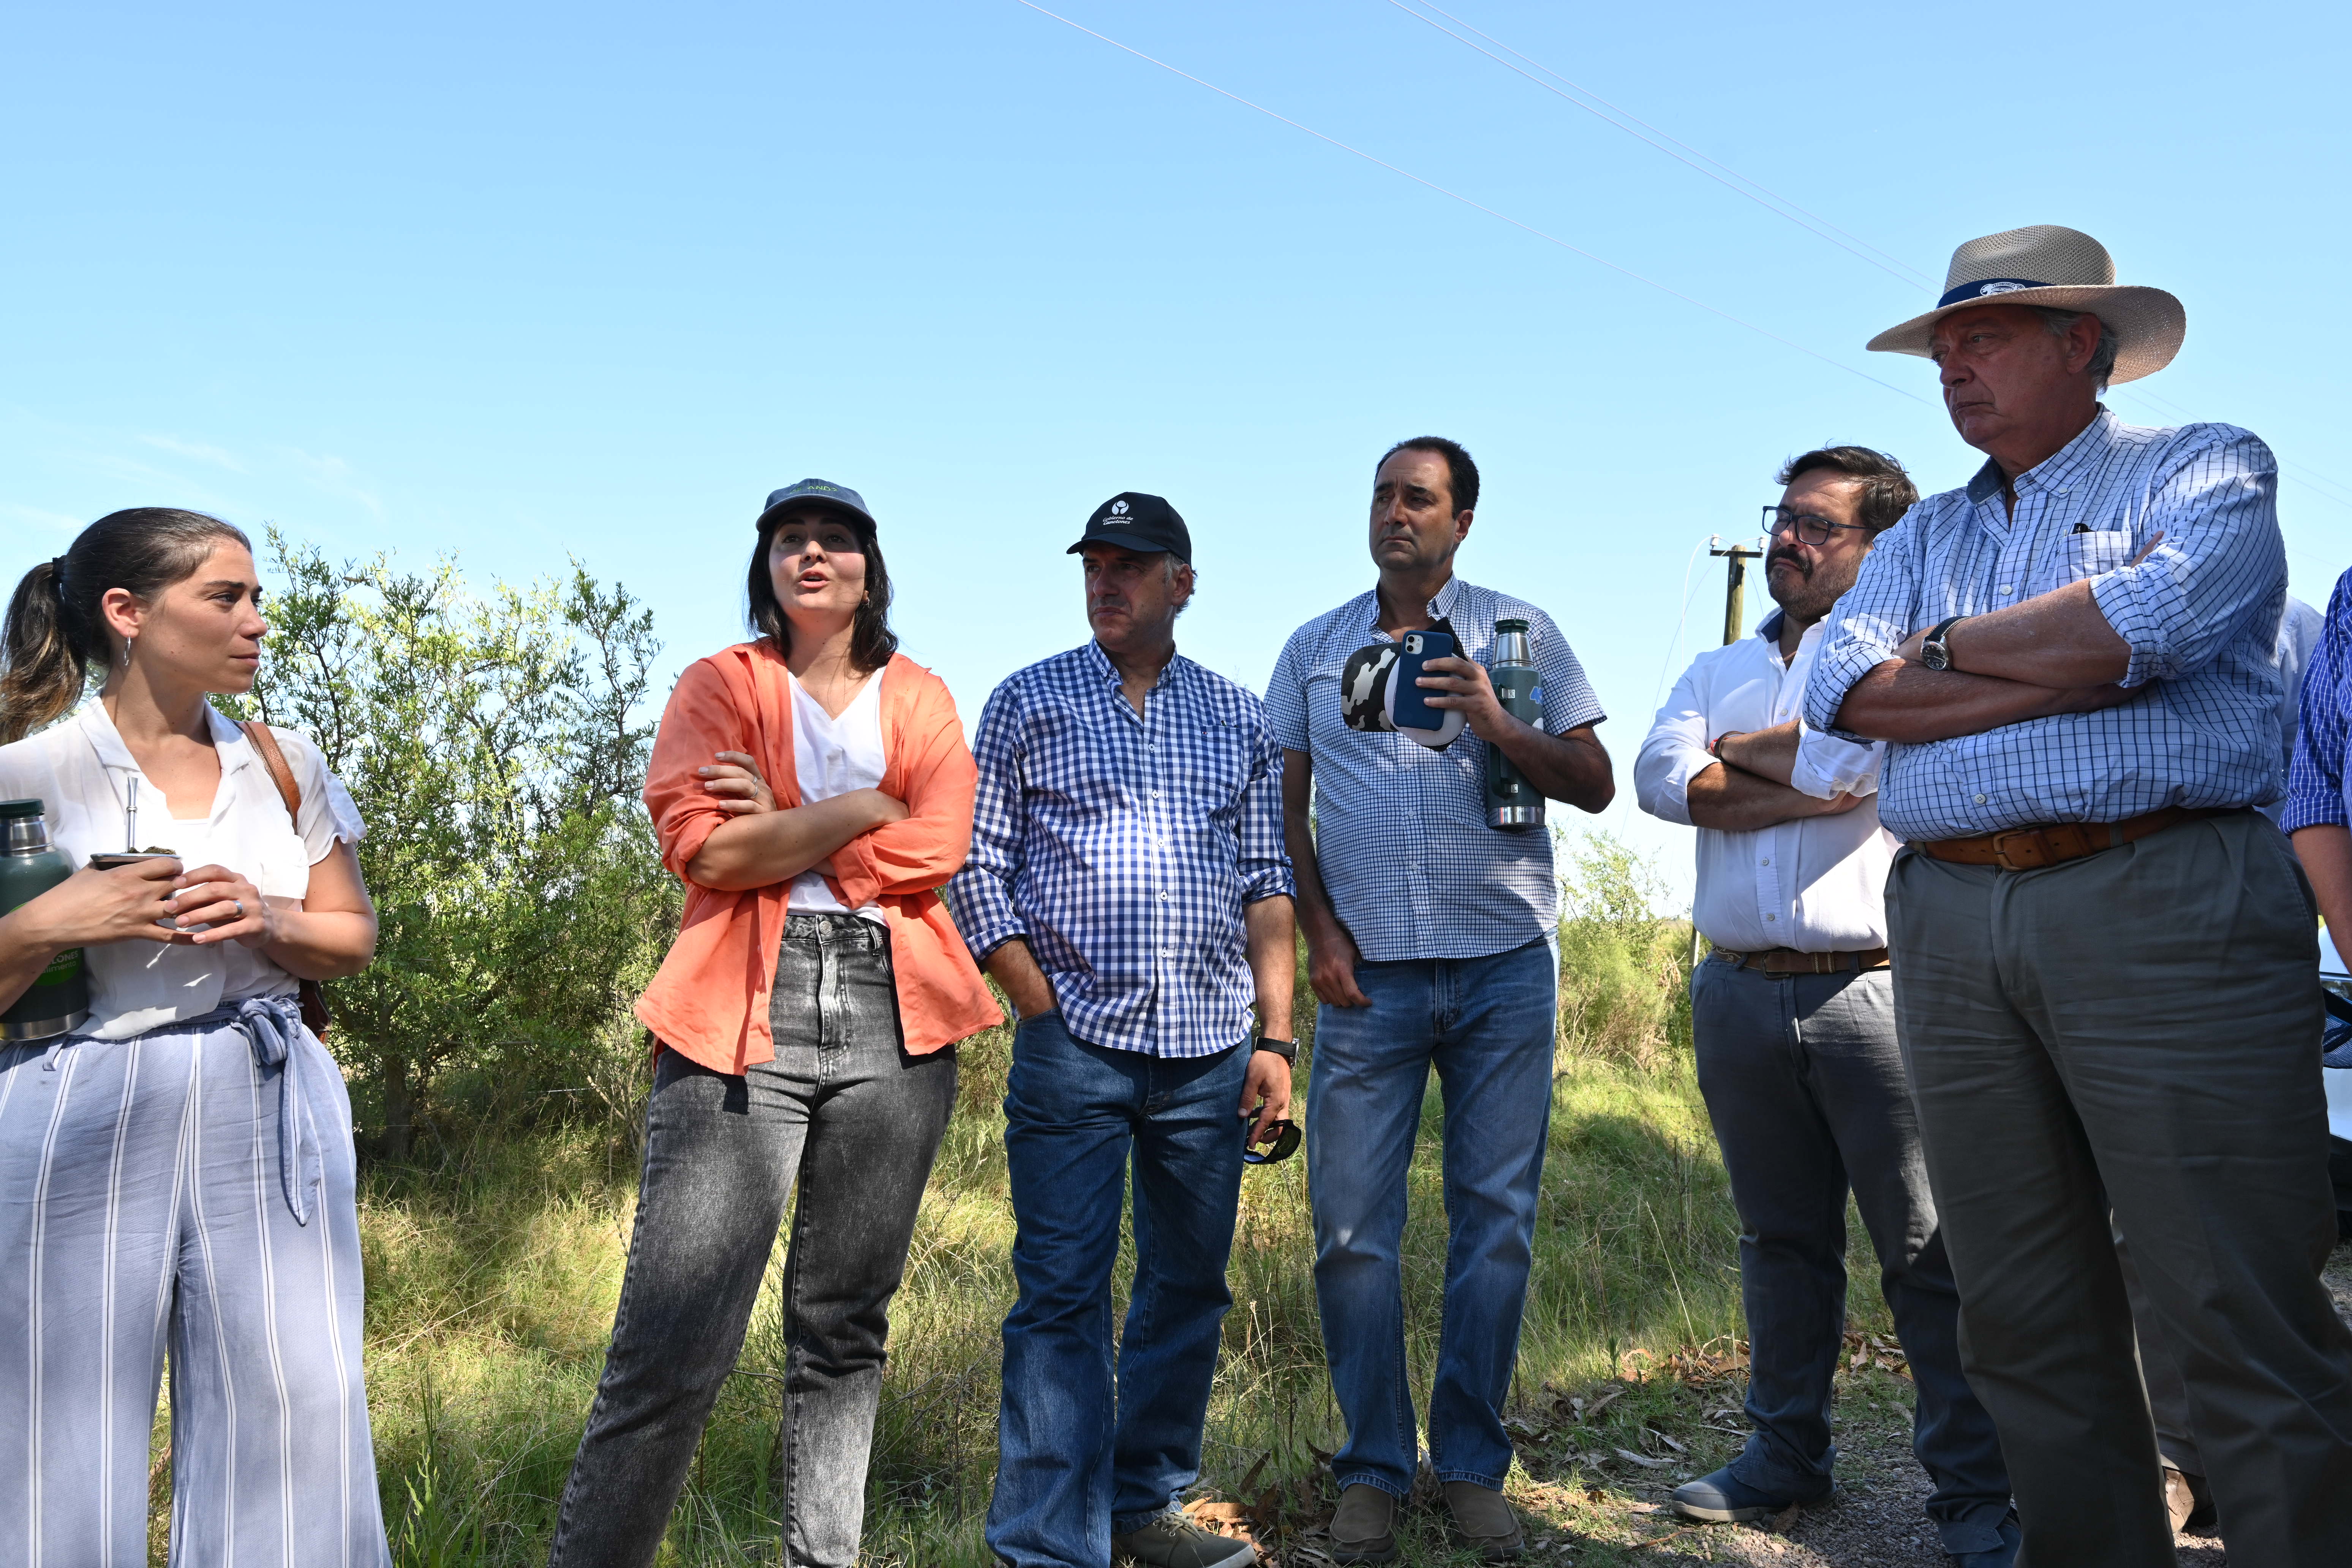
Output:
[0, 999, 390, 1568]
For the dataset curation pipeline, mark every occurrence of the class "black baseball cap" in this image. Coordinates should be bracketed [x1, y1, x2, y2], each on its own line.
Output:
[1067, 492, 1191, 563]
[756, 478, 876, 533]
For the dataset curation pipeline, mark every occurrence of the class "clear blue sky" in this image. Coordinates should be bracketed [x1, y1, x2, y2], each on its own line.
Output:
[7, 1, 2349, 904]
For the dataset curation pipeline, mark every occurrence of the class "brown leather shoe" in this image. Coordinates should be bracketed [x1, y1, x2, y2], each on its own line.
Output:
[2164, 1464, 2216, 1534]
[1441, 1480, 1525, 1560]
[1330, 1483, 1399, 1564]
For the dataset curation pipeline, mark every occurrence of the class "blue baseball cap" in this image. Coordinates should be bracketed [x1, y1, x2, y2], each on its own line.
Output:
[756, 478, 877, 533]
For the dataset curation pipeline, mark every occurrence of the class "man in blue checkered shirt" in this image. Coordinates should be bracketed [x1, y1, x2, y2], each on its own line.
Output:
[1800, 224, 2352, 1567]
[1267, 437, 1613, 1563]
[944, 492, 1296, 1568]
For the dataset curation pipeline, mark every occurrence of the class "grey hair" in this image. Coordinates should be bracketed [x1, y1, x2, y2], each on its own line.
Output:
[2033, 307, 2120, 392]
[1167, 555, 1198, 619]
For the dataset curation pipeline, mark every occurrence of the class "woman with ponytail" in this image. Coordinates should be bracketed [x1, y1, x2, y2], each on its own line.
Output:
[0, 510, 389, 1566]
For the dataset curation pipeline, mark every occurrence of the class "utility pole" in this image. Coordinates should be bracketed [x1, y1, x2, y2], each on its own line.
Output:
[1710, 540, 1766, 647]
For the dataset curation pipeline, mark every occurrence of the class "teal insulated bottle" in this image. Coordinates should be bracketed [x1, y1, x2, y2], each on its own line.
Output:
[1486, 620, 1545, 830]
[1, 798, 90, 1040]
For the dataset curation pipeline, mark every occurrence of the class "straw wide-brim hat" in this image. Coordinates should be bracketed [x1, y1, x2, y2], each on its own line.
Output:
[1866, 225, 2186, 384]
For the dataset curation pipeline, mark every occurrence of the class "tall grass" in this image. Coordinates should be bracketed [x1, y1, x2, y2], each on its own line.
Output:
[152, 836, 1895, 1565]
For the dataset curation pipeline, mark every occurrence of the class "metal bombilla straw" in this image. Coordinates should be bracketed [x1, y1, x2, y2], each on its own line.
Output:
[125, 774, 139, 852]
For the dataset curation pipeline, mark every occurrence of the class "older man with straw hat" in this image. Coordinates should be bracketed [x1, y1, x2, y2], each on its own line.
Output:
[1801, 224, 2352, 1567]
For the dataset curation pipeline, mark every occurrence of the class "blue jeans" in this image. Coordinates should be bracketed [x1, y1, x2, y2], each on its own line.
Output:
[986, 1012, 1250, 1568]
[1307, 938, 1555, 1498]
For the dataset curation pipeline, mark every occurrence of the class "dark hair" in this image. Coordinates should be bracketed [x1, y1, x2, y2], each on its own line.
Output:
[1, 507, 252, 745]
[1376, 436, 1480, 516]
[1776, 446, 1919, 534]
[746, 504, 898, 674]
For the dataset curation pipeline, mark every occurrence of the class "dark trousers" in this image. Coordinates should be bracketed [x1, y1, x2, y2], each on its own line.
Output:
[1887, 812, 2352, 1568]
[986, 1012, 1249, 1568]
[550, 915, 957, 1568]
[1690, 958, 2011, 1554]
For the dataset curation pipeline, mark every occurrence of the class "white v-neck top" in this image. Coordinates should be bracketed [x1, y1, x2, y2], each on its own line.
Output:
[786, 668, 888, 923]
[0, 703, 366, 1038]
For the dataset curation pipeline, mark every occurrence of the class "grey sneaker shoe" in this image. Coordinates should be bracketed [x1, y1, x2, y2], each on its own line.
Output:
[1441, 1480, 1525, 1560]
[1330, 1484, 1399, 1563]
[1111, 1510, 1257, 1568]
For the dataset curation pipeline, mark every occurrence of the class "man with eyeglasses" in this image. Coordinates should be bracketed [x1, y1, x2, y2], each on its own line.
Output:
[1636, 447, 2019, 1566]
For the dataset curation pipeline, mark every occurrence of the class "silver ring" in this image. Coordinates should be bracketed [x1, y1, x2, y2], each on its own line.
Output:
[232, 899, 245, 920]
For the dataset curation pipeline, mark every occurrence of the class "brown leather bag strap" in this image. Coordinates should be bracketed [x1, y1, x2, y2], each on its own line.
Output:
[239, 719, 303, 825]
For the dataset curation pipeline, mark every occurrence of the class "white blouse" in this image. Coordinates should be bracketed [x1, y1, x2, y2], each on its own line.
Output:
[0, 703, 366, 1039]
[785, 667, 888, 924]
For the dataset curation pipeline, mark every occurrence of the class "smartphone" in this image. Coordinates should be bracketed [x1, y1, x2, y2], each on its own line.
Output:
[1391, 629, 1457, 734]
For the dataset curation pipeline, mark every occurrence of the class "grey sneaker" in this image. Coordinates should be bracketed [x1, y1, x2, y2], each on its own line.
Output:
[1441, 1480, 1525, 1560]
[1111, 1510, 1257, 1568]
[1330, 1484, 1399, 1564]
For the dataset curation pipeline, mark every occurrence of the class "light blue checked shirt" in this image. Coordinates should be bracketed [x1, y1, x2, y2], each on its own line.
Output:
[1267, 575, 1606, 963]
[2284, 569, 2352, 835]
[1803, 409, 2288, 842]
[943, 640, 1293, 1058]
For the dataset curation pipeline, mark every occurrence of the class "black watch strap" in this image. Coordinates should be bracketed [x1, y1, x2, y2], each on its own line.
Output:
[1252, 1035, 1298, 1063]
[1922, 615, 1967, 670]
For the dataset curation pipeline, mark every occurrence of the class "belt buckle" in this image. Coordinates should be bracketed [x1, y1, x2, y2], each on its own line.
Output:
[1987, 828, 2048, 872]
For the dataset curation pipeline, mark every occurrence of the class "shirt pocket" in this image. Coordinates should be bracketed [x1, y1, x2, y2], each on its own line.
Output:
[1172, 718, 1250, 819]
[2046, 528, 2135, 590]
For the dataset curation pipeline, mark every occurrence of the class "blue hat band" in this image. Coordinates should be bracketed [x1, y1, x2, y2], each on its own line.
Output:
[1937, 277, 2052, 308]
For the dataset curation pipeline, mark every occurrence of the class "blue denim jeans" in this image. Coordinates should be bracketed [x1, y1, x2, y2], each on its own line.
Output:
[1306, 938, 1555, 1498]
[986, 1012, 1250, 1568]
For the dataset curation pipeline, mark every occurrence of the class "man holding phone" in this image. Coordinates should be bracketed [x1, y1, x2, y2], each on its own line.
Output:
[1268, 438, 1612, 1562]
[945, 493, 1297, 1568]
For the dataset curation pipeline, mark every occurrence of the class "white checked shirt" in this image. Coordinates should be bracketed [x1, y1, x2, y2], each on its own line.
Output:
[942, 641, 1293, 1058]
[1638, 612, 1896, 953]
[1804, 409, 2287, 842]
[1267, 575, 1606, 962]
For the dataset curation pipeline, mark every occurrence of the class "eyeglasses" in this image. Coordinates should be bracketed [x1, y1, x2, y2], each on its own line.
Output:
[1243, 1118, 1301, 1166]
[1762, 506, 1871, 547]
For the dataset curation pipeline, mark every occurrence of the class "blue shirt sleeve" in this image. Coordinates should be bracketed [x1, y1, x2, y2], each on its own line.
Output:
[1266, 626, 1311, 754]
[2283, 568, 2352, 833]
[1235, 702, 1295, 903]
[941, 676, 1030, 959]
[1805, 510, 1923, 740]
[1528, 608, 1606, 733]
[2090, 428, 2286, 687]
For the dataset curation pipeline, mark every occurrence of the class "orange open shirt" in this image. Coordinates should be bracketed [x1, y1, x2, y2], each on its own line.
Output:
[635, 641, 1002, 1072]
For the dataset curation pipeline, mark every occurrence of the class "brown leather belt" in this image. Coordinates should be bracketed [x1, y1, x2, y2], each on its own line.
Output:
[1714, 947, 1889, 975]
[1914, 805, 2241, 873]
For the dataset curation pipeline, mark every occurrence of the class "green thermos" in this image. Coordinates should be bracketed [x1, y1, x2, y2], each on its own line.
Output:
[1, 799, 90, 1040]
[1485, 620, 1545, 831]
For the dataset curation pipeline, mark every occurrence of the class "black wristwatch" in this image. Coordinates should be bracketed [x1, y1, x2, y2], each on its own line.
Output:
[1920, 615, 1968, 672]
[1252, 1035, 1298, 1064]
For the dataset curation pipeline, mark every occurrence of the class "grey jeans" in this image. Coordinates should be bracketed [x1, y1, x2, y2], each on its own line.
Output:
[1690, 958, 2010, 1554]
[1887, 811, 2352, 1568]
[550, 914, 958, 1568]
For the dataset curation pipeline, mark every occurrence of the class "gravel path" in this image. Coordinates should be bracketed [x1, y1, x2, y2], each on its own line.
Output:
[1555, 1244, 2352, 1566]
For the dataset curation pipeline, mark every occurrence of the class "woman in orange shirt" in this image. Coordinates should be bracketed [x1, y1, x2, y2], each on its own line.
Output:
[549, 479, 999, 1568]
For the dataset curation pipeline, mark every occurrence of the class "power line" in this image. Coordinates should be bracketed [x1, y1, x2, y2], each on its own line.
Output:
[1400, 0, 2352, 529]
[1384, 0, 1931, 288]
[1009, 0, 1930, 405]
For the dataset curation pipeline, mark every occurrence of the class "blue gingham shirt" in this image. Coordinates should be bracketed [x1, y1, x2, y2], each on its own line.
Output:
[1803, 409, 2287, 842]
[1267, 575, 1606, 962]
[2285, 571, 2352, 834]
[943, 640, 1293, 1058]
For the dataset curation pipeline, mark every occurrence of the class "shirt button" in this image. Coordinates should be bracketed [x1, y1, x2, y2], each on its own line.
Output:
[1974, 793, 1988, 804]
[1158, 890, 1170, 901]
[1759, 857, 1770, 867]
[1765, 914, 1777, 922]
[1998, 585, 2014, 594]
[1150, 789, 1161, 798]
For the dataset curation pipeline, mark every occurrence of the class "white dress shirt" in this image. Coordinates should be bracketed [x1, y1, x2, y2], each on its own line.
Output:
[1637, 612, 1895, 953]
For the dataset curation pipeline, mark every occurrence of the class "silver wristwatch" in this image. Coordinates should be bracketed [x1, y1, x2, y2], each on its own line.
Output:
[1920, 616, 1967, 672]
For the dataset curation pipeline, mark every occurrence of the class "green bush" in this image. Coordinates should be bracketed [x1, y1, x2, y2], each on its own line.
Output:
[1555, 829, 1696, 1067]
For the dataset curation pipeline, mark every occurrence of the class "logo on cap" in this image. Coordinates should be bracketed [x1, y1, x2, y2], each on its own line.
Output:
[1110, 500, 1130, 518]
